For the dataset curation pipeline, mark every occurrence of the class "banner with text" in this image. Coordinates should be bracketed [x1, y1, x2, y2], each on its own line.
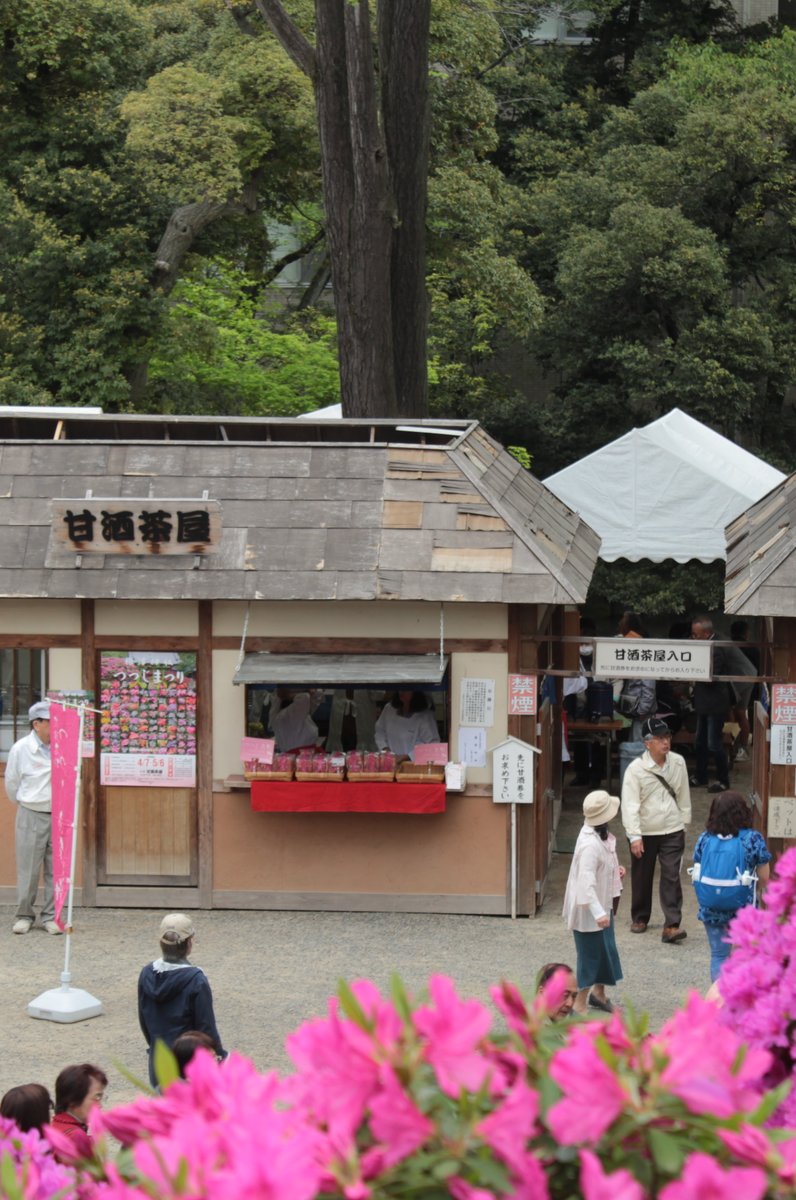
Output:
[51, 701, 81, 930]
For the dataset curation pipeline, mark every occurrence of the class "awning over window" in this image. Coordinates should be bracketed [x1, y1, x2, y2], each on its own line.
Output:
[233, 653, 450, 687]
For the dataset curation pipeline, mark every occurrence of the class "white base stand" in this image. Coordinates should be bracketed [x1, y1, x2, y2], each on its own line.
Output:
[28, 985, 104, 1024]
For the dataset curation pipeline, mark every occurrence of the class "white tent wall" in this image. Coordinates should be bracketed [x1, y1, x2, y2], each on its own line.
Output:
[544, 409, 785, 563]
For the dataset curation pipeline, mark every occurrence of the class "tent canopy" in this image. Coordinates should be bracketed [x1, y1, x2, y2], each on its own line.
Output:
[544, 408, 785, 563]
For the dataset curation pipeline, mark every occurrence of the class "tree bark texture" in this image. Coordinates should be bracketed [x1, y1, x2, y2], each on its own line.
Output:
[257, 0, 430, 418]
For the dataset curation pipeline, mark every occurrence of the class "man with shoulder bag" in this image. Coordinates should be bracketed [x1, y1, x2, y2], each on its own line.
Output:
[621, 717, 692, 943]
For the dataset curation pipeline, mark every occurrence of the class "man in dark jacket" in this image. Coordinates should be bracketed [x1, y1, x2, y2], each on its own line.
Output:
[138, 913, 226, 1085]
[690, 616, 753, 793]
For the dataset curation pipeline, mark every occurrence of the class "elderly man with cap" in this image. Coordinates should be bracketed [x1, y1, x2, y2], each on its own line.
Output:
[620, 716, 691, 943]
[138, 913, 227, 1086]
[5, 700, 61, 935]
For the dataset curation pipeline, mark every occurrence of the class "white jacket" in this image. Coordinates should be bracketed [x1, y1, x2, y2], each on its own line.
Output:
[562, 824, 618, 933]
[621, 749, 691, 842]
[5, 729, 52, 812]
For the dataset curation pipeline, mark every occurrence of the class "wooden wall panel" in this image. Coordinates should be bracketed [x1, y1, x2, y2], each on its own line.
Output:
[103, 787, 192, 878]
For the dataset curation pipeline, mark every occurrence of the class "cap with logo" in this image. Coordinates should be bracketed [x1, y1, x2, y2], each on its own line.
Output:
[641, 716, 671, 740]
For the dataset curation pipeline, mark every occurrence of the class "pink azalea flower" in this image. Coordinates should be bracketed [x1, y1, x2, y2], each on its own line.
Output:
[476, 1075, 540, 1174]
[367, 1067, 434, 1168]
[546, 1027, 629, 1144]
[718, 1124, 777, 1169]
[509, 1151, 550, 1200]
[579, 1150, 644, 1200]
[287, 983, 398, 1142]
[414, 975, 493, 1097]
[658, 1151, 767, 1200]
[448, 1177, 496, 1200]
[655, 992, 771, 1118]
[490, 981, 532, 1045]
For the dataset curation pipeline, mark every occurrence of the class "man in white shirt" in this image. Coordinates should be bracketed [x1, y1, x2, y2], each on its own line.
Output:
[621, 716, 691, 944]
[4, 700, 61, 934]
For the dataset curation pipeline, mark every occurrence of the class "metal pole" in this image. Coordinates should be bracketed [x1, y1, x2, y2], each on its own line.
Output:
[60, 703, 84, 988]
[510, 801, 517, 919]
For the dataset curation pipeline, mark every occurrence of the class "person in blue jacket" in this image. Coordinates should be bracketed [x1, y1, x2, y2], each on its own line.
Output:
[692, 791, 771, 983]
[138, 913, 227, 1085]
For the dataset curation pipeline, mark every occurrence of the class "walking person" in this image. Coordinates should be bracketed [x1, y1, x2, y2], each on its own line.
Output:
[4, 700, 62, 935]
[621, 716, 691, 942]
[691, 790, 771, 982]
[689, 615, 754, 792]
[138, 913, 227, 1087]
[562, 790, 625, 1015]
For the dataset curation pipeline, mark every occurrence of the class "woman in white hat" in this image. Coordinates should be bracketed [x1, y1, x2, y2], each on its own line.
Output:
[562, 790, 625, 1014]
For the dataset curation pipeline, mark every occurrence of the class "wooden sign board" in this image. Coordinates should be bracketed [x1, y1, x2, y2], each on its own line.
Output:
[768, 796, 796, 840]
[51, 499, 221, 555]
[594, 638, 712, 681]
[491, 736, 540, 805]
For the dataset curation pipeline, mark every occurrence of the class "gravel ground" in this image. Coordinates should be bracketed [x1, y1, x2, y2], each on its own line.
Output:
[0, 770, 725, 1108]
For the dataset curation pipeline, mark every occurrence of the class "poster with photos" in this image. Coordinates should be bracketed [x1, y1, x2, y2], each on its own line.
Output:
[100, 651, 197, 787]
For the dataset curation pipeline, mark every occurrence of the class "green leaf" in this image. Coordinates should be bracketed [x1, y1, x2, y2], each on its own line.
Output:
[390, 972, 414, 1022]
[647, 1126, 687, 1175]
[337, 979, 374, 1031]
[153, 1039, 180, 1089]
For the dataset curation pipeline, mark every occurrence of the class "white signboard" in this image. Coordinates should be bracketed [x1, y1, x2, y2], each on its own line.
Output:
[771, 725, 796, 766]
[100, 752, 196, 788]
[460, 678, 495, 727]
[768, 796, 796, 839]
[458, 727, 487, 767]
[594, 638, 712, 681]
[491, 737, 539, 805]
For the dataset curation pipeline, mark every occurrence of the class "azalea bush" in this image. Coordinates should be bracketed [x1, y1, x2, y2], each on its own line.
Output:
[4, 850, 796, 1200]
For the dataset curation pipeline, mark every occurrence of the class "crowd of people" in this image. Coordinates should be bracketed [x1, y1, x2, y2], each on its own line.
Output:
[1, 911, 226, 1157]
[0, 610, 774, 1153]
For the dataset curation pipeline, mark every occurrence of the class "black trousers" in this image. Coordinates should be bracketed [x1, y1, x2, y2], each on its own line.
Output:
[629, 829, 685, 928]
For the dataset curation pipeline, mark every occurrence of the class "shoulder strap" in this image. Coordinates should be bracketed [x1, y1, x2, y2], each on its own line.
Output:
[643, 767, 679, 802]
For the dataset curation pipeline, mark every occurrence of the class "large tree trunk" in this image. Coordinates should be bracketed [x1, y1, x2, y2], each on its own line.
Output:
[316, 0, 398, 416]
[379, 0, 430, 418]
[256, 0, 430, 418]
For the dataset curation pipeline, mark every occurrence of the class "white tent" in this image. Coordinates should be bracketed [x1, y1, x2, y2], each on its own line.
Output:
[544, 408, 785, 563]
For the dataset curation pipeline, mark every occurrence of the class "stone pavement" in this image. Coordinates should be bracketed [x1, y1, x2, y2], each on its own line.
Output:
[0, 764, 732, 1108]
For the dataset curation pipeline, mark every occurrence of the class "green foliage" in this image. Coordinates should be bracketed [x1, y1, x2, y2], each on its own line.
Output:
[147, 260, 339, 414]
[507, 445, 533, 470]
[588, 559, 726, 617]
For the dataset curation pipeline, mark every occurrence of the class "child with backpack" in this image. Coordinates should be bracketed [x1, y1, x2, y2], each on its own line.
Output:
[690, 791, 771, 982]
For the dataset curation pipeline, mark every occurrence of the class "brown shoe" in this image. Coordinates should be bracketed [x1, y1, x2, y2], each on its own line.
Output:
[661, 926, 687, 944]
[630, 921, 647, 933]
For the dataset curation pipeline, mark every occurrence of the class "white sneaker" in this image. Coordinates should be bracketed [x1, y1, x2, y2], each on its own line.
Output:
[12, 918, 33, 934]
[735, 747, 749, 762]
[43, 921, 63, 936]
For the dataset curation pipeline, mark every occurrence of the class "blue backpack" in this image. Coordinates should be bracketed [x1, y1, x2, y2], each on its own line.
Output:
[691, 834, 756, 912]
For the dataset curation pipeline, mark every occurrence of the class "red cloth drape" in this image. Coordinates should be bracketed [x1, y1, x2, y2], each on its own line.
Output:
[250, 781, 446, 814]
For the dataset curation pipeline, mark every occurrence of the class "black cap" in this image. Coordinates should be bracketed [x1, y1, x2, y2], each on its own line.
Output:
[642, 716, 671, 740]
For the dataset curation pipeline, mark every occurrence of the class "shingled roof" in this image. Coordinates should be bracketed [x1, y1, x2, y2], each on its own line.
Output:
[725, 470, 796, 617]
[0, 413, 599, 604]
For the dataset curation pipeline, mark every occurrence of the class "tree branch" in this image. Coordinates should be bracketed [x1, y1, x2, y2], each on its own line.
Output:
[253, 0, 316, 78]
[262, 228, 325, 287]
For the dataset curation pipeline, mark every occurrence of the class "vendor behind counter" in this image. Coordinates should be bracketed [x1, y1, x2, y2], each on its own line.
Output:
[375, 690, 440, 761]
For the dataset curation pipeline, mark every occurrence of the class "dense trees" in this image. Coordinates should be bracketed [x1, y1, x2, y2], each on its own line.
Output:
[3, 0, 796, 498]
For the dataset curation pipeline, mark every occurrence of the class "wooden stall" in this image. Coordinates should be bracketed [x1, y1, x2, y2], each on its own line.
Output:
[0, 413, 599, 915]
[725, 473, 796, 852]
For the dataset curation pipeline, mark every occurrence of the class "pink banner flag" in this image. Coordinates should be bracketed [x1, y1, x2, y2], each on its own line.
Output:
[50, 701, 81, 931]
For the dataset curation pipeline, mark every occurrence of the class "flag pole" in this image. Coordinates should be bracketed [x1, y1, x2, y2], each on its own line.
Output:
[28, 701, 103, 1023]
